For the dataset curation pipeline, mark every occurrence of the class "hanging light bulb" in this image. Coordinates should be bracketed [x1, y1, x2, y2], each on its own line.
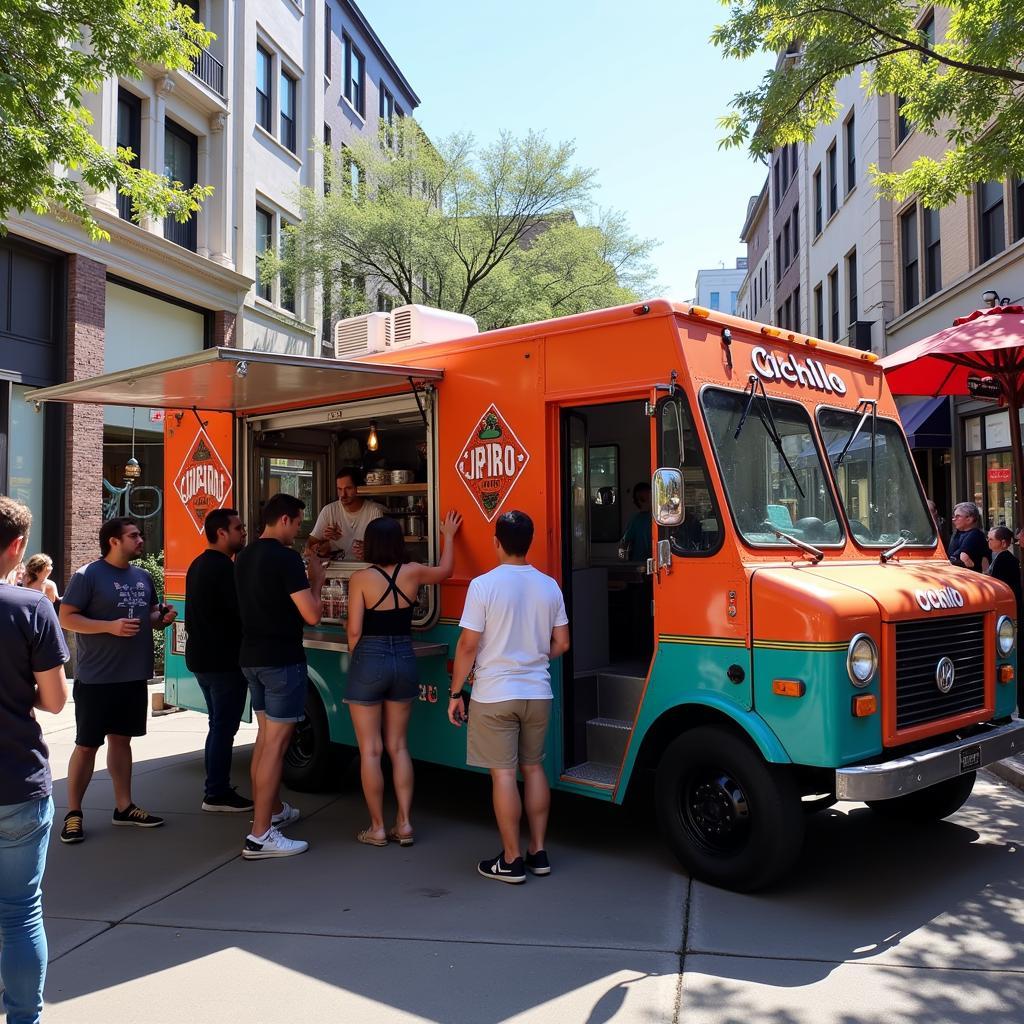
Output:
[367, 420, 379, 452]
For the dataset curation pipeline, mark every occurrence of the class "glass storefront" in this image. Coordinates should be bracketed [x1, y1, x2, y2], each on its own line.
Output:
[8, 384, 46, 536]
[963, 409, 1022, 529]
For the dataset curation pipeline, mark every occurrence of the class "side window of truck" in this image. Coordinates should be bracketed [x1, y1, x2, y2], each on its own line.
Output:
[659, 397, 722, 555]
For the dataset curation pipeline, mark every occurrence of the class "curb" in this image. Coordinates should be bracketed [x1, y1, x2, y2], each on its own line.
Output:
[985, 755, 1024, 793]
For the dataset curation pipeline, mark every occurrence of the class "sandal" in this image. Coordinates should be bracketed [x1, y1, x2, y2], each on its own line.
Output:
[356, 829, 388, 847]
[387, 828, 415, 847]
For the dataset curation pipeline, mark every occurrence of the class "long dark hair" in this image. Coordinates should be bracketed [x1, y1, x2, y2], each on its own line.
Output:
[363, 516, 407, 566]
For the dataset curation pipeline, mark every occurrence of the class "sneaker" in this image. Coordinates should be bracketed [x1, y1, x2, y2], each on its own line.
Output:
[60, 810, 85, 844]
[202, 789, 255, 813]
[271, 802, 300, 829]
[111, 804, 165, 828]
[477, 852, 526, 884]
[525, 849, 551, 876]
[242, 826, 308, 860]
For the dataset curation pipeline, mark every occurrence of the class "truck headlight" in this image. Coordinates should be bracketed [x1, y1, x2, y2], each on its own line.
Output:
[997, 615, 1016, 656]
[847, 634, 878, 687]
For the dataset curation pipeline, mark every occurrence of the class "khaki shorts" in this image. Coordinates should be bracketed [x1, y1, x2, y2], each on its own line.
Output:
[467, 699, 551, 770]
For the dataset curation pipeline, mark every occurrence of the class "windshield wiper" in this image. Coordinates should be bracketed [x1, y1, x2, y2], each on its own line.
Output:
[880, 532, 911, 564]
[762, 522, 825, 563]
[734, 375, 805, 498]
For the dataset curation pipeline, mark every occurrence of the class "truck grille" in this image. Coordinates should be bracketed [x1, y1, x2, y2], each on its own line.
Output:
[894, 615, 986, 731]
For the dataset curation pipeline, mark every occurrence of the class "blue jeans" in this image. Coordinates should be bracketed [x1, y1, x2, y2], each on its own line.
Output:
[0, 796, 53, 1024]
[195, 671, 249, 800]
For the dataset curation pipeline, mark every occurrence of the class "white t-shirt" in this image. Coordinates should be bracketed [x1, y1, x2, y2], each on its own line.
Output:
[311, 499, 385, 557]
[459, 564, 569, 703]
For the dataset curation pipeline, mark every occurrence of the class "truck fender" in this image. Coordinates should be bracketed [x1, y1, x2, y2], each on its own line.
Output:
[305, 661, 345, 742]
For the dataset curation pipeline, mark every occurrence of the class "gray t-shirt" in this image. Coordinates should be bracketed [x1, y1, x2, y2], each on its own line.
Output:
[63, 559, 157, 684]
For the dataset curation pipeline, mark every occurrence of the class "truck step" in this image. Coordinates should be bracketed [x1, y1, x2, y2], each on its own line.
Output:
[562, 761, 619, 789]
[597, 672, 646, 722]
[585, 716, 633, 766]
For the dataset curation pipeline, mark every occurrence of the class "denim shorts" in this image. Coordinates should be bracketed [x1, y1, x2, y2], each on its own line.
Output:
[243, 663, 307, 723]
[345, 636, 419, 706]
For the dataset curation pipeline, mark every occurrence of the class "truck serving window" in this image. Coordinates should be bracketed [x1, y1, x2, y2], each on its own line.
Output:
[817, 408, 937, 547]
[701, 387, 844, 548]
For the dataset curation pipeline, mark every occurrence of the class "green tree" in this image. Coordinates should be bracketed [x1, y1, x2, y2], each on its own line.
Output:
[268, 120, 657, 331]
[712, 1, 1024, 206]
[0, 0, 215, 240]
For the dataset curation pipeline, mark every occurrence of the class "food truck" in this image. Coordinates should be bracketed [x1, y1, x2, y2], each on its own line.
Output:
[28, 298, 1024, 891]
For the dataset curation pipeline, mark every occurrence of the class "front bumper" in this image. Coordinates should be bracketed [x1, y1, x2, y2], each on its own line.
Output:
[835, 719, 1024, 802]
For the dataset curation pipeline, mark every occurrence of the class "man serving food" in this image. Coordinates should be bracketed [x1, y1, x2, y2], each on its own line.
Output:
[307, 468, 386, 562]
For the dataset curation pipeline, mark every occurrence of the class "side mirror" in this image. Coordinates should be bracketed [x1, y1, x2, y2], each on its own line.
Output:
[652, 467, 684, 527]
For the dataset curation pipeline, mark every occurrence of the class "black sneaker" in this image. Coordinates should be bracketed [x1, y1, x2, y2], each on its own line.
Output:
[525, 849, 551, 876]
[60, 810, 85, 844]
[202, 789, 254, 813]
[111, 804, 165, 828]
[477, 852, 526, 884]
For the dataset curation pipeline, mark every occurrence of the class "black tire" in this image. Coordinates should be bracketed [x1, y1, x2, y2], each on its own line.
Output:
[866, 772, 976, 822]
[283, 686, 351, 792]
[655, 726, 805, 892]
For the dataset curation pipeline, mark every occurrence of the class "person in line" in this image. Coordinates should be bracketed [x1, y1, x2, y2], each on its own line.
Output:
[185, 508, 253, 813]
[448, 510, 570, 884]
[308, 468, 386, 562]
[22, 554, 59, 606]
[948, 501, 990, 572]
[5, 561, 25, 586]
[346, 511, 462, 847]
[59, 518, 176, 844]
[235, 493, 324, 860]
[987, 526, 1024, 702]
[0, 498, 69, 1024]
[618, 482, 653, 564]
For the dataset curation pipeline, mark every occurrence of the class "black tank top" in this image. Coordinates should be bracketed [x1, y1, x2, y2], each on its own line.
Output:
[361, 565, 416, 637]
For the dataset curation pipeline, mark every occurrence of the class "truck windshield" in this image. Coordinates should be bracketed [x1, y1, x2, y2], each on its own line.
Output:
[817, 408, 937, 547]
[702, 387, 844, 547]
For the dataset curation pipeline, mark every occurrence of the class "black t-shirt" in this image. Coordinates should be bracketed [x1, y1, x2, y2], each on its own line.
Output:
[949, 528, 990, 572]
[988, 549, 1023, 616]
[235, 538, 310, 667]
[0, 583, 69, 804]
[185, 549, 242, 673]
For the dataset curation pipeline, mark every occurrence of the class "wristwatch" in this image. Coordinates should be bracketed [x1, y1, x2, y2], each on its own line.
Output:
[449, 688, 464, 699]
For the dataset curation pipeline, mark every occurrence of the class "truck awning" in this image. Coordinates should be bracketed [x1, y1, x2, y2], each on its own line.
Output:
[23, 347, 443, 415]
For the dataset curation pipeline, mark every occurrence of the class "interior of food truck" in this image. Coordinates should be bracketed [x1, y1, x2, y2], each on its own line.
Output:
[245, 392, 436, 627]
[560, 399, 655, 788]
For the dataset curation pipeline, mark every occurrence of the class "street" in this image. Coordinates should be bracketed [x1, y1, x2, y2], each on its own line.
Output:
[22, 688, 1024, 1024]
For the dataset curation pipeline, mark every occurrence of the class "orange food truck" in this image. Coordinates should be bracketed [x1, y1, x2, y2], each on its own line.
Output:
[28, 299, 1024, 891]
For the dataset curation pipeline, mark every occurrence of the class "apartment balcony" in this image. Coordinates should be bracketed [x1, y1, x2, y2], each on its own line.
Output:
[189, 46, 224, 97]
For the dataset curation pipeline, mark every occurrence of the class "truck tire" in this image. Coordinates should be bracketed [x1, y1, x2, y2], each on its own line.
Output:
[866, 772, 976, 822]
[655, 726, 805, 892]
[283, 686, 350, 792]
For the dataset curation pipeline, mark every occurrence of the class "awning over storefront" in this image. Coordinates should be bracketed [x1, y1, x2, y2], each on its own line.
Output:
[23, 347, 443, 416]
[898, 396, 951, 449]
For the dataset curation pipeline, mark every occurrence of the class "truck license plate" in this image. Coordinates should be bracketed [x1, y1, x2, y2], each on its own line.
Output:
[959, 746, 982, 773]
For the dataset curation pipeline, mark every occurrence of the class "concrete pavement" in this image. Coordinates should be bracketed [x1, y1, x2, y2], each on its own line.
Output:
[16, 691, 1024, 1023]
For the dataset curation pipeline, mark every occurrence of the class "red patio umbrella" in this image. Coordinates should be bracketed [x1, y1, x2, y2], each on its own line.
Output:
[880, 304, 1024, 541]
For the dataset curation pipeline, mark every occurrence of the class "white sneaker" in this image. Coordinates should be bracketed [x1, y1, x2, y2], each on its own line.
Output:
[242, 827, 308, 860]
[271, 802, 300, 829]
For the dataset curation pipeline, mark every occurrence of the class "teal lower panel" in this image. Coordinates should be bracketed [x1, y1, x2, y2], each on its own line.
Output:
[996, 653, 1018, 718]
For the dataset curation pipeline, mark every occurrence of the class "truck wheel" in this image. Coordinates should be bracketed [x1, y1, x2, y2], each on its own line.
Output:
[283, 686, 344, 792]
[655, 726, 805, 892]
[866, 772, 976, 822]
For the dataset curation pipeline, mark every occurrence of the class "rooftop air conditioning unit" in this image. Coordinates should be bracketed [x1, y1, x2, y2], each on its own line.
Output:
[333, 311, 391, 358]
[389, 304, 478, 349]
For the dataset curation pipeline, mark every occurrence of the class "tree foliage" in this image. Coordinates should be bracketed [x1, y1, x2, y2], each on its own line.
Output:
[268, 121, 657, 331]
[712, 1, 1024, 206]
[0, 0, 215, 240]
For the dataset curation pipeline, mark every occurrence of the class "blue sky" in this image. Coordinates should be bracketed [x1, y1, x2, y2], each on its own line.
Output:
[359, 0, 773, 300]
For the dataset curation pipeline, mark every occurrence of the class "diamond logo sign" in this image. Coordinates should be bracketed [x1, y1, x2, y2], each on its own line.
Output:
[174, 427, 233, 533]
[456, 405, 530, 522]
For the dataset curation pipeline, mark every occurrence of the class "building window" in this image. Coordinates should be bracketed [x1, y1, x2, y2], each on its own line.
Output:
[783, 221, 790, 269]
[1014, 177, 1024, 242]
[792, 203, 799, 256]
[256, 44, 272, 132]
[813, 167, 822, 236]
[792, 284, 800, 332]
[896, 97, 910, 144]
[342, 144, 362, 198]
[924, 207, 941, 297]
[280, 70, 297, 153]
[729, 291, 738, 314]
[344, 34, 365, 115]
[323, 123, 331, 194]
[783, 295, 791, 331]
[828, 267, 839, 342]
[709, 291, 720, 310]
[255, 205, 273, 301]
[773, 159, 780, 210]
[163, 119, 197, 252]
[376, 291, 397, 312]
[280, 224, 296, 313]
[814, 283, 823, 338]
[846, 248, 857, 325]
[844, 111, 855, 193]
[777, 305, 784, 328]
[826, 142, 837, 218]
[380, 83, 397, 147]
[115, 89, 141, 222]
[901, 205, 919, 311]
[324, 3, 332, 80]
[978, 180, 1005, 263]
[774, 236, 781, 284]
[921, 11, 936, 47]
